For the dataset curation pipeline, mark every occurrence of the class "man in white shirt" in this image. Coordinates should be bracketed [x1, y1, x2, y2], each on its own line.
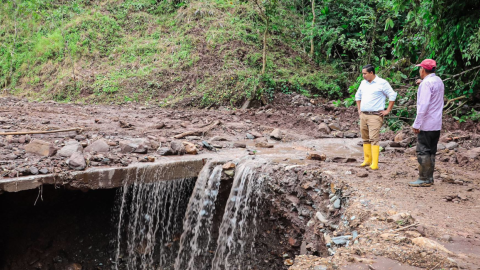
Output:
[355, 64, 398, 170]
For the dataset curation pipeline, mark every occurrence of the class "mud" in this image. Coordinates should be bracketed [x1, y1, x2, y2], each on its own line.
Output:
[1, 95, 480, 269]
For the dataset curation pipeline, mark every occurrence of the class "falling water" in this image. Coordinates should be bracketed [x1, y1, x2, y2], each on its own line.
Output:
[175, 163, 223, 270]
[114, 159, 265, 270]
[210, 162, 265, 270]
[114, 167, 195, 270]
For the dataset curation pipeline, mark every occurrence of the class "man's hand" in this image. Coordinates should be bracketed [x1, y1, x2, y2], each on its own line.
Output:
[358, 109, 362, 117]
[378, 110, 390, 116]
[416, 79, 423, 85]
[412, 127, 420, 134]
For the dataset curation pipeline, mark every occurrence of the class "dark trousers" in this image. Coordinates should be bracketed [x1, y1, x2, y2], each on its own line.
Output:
[416, 131, 441, 156]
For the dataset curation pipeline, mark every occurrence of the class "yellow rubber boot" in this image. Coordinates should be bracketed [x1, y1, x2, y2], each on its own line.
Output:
[360, 144, 372, 167]
[370, 145, 380, 170]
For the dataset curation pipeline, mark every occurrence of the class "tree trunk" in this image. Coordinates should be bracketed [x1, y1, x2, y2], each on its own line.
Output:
[262, 19, 268, 75]
[310, 0, 315, 57]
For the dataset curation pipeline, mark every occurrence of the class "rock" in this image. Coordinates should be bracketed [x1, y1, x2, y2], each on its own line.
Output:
[333, 199, 341, 209]
[314, 266, 327, 270]
[249, 131, 262, 138]
[437, 143, 446, 150]
[222, 162, 236, 170]
[155, 122, 165, 129]
[58, 142, 83, 157]
[84, 139, 109, 153]
[405, 231, 422, 238]
[157, 147, 174, 156]
[6, 135, 14, 143]
[29, 166, 39, 175]
[379, 141, 391, 148]
[307, 152, 326, 161]
[384, 146, 405, 153]
[68, 152, 86, 170]
[210, 136, 228, 142]
[315, 212, 329, 223]
[288, 237, 298, 246]
[202, 141, 215, 151]
[233, 142, 247, 148]
[380, 233, 396, 240]
[301, 181, 315, 190]
[318, 123, 331, 134]
[255, 139, 274, 148]
[389, 141, 402, 147]
[441, 235, 453, 242]
[5, 153, 18, 160]
[224, 170, 235, 177]
[387, 213, 411, 223]
[405, 147, 416, 155]
[344, 132, 357, 138]
[119, 139, 150, 154]
[246, 133, 255, 140]
[331, 235, 352, 245]
[445, 141, 458, 150]
[311, 115, 322, 123]
[183, 141, 198, 155]
[356, 172, 368, 178]
[270, 128, 283, 140]
[394, 132, 405, 142]
[25, 140, 57, 157]
[457, 147, 480, 164]
[412, 237, 452, 254]
[170, 141, 186, 155]
[18, 136, 26, 144]
[328, 122, 341, 131]
[74, 135, 86, 141]
[439, 135, 452, 143]
[284, 259, 293, 266]
[39, 168, 49, 174]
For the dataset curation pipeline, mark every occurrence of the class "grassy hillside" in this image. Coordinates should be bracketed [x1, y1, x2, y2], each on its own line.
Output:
[0, 0, 345, 107]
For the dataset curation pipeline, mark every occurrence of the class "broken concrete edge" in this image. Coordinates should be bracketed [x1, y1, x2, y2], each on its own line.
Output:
[0, 156, 233, 193]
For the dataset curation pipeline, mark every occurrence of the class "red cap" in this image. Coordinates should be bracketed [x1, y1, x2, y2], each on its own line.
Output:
[416, 59, 437, 71]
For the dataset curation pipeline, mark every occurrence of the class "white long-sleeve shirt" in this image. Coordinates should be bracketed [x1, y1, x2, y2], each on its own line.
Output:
[355, 76, 397, 112]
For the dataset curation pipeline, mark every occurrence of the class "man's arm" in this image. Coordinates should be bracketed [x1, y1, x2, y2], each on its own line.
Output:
[412, 82, 432, 133]
[355, 83, 363, 116]
[380, 82, 397, 116]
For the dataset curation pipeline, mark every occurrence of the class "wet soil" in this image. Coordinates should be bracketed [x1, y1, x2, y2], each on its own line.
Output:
[1, 95, 480, 269]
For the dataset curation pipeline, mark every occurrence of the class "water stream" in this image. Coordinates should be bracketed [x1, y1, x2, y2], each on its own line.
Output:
[114, 160, 265, 270]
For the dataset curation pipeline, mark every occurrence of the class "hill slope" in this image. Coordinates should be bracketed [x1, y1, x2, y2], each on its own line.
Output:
[0, 0, 345, 107]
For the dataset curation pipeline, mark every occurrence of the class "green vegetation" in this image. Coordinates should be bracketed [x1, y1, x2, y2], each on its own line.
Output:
[1, 0, 479, 125]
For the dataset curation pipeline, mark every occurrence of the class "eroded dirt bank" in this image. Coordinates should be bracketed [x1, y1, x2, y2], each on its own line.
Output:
[1, 95, 480, 269]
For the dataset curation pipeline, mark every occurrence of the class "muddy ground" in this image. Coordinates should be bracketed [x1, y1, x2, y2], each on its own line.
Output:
[1, 94, 480, 270]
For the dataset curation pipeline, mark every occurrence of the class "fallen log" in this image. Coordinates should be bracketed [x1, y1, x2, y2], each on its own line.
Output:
[0, 127, 82, 136]
[173, 120, 220, 139]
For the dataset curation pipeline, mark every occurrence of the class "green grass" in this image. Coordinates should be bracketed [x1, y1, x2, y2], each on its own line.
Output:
[0, 0, 346, 107]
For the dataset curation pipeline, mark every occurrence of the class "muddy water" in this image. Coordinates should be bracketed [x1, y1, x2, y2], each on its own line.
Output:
[342, 256, 423, 270]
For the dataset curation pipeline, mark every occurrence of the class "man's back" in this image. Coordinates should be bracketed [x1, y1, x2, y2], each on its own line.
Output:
[414, 74, 444, 131]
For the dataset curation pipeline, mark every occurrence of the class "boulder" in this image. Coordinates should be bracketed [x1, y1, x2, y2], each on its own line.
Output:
[457, 147, 480, 164]
[445, 141, 459, 150]
[344, 132, 357, 138]
[270, 128, 283, 140]
[318, 123, 331, 134]
[249, 131, 263, 138]
[437, 143, 446, 150]
[119, 139, 150, 154]
[412, 237, 452, 254]
[379, 141, 391, 148]
[182, 141, 198, 155]
[328, 122, 341, 131]
[394, 132, 405, 142]
[170, 141, 186, 155]
[307, 152, 326, 161]
[58, 141, 83, 157]
[25, 140, 57, 157]
[222, 162, 236, 170]
[233, 142, 247, 148]
[158, 147, 174, 156]
[84, 139, 109, 153]
[68, 152, 86, 170]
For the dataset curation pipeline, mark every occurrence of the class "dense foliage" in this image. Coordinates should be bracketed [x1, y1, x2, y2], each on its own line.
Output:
[0, 0, 479, 124]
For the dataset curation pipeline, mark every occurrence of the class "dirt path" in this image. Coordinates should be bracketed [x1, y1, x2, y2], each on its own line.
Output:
[1, 96, 480, 269]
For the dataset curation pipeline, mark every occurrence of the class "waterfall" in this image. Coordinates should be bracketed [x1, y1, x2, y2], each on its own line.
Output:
[114, 159, 265, 270]
[210, 162, 265, 270]
[175, 163, 223, 270]
[114, 167, 195, 270]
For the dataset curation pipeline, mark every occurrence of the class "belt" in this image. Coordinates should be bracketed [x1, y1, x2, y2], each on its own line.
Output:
[362, 111, 381, 115]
